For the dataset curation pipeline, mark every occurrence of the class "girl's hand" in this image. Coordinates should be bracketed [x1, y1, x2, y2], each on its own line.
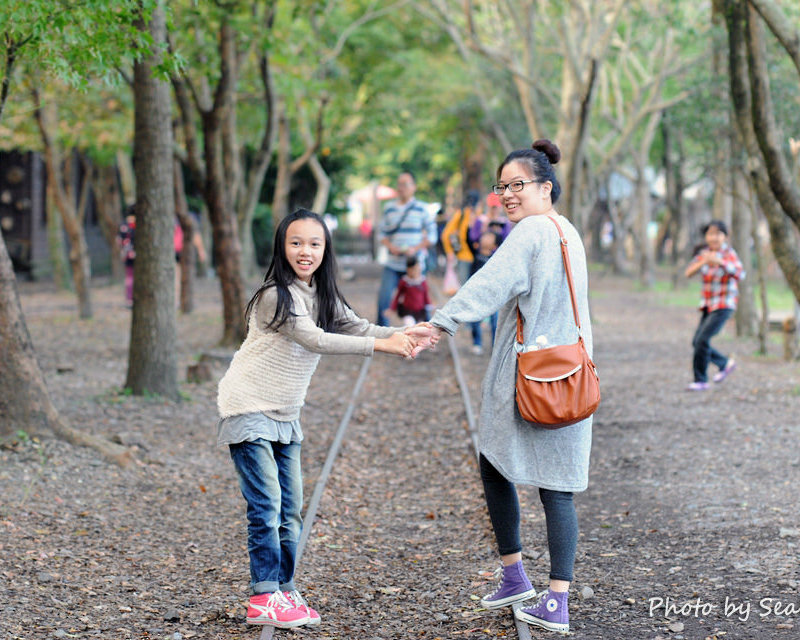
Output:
[375, 332, 415, 357]
[703, 250, 722, 266]
[404, 323, 442, 358]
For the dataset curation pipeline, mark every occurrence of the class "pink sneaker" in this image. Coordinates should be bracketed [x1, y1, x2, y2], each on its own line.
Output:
[284, 590, 321, 626]
[247, 591, 309, 627]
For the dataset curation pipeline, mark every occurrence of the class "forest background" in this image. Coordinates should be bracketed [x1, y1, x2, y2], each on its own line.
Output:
[1, 0, 800, 460]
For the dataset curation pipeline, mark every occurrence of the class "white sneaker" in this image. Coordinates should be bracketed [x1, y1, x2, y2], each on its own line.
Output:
[471, 345, 483, 355]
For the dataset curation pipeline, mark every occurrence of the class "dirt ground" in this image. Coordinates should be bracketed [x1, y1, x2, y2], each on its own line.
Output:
[2, 263, 799, 640]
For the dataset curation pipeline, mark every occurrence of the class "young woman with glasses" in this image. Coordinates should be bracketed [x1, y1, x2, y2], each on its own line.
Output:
[426, 139, 594, 634]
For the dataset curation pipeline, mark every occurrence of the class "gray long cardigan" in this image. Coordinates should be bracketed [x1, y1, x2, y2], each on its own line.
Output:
[431, 213, 593, 492]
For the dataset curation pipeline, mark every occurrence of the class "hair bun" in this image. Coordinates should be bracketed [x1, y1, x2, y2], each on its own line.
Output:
[532, 139, 561, 165]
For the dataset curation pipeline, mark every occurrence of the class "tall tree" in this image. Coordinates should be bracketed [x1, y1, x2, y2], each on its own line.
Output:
[0, 0, 145, 464]
[170, 3, 251, 344]
[724, 0, 800, 302]
[32, 91, 94, 318]
[125, 0, 179, 399]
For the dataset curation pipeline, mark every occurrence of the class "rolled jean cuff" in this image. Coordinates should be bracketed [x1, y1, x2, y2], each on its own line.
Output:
[252, 579, 280, 595]
[279, 580, 296, 592]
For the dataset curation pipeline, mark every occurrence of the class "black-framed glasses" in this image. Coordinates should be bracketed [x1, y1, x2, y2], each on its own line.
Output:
[491, 179, 539, 195]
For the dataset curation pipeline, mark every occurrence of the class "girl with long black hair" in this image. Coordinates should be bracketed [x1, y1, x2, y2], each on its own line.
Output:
[217, 209, 422, 629]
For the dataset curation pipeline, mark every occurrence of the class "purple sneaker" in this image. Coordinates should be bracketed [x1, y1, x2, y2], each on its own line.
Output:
[686, 381, 710, 391]
[514, 588, 569, 634]
[480, 561, 537, 609]
[713, 359, 736, 383]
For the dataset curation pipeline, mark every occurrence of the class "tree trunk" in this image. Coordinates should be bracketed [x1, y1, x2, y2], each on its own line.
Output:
[607, 182, 630, 276]
[461, 137, 487, 198]
[116, 150, 136, 207]
[235, 25, 277, 277]
[272, 103, 292, 224]
[32, 96, 93, 318]
[749, 186, 769, 354]
[171, 17, 247, 344]
[92, 163, 125, 283]
[174, 158, 197, 314]
[724, 0, 800, 303]
[203, 107, 247, 345]
[126, 1, 179, 399]
[309, 154, 331, 215]
[0, 230, 133, 464]
[732, 167, 757, 336]
[633, 167, 655, 287]
[45, 178, 70, 290]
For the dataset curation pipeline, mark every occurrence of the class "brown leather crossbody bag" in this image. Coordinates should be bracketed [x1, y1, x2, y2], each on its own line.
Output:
[515, 216, 600, 428]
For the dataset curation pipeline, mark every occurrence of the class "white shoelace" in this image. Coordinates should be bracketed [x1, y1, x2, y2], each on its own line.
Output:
[264, 591, 293, 612]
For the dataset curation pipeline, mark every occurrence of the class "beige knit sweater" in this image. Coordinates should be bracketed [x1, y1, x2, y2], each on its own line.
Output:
[217, 279, 398, 421]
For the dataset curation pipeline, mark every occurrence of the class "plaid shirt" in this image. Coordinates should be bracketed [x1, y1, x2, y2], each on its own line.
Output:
[690, 243, 745, 311]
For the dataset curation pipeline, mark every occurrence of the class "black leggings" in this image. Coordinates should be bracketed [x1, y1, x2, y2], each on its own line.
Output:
[479, 453, 578, 582]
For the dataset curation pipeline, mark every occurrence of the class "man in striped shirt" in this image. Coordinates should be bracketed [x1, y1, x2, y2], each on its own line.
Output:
[376, 172, 436, 325]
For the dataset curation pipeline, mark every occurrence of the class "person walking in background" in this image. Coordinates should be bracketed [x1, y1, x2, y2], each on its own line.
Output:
[470, 192, 511, 249]
[442, 189, 479, 286]
[376, 172, 436, 326]
[117, 205, 136, 307]
[469, 230, 500, 355]
[426, 140, 593, 635]
[217, 209, 425, 629]
[684, 219, 744, 391]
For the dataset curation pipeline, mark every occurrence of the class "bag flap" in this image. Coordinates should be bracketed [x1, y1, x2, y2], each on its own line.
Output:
[516, 341, 589, 380]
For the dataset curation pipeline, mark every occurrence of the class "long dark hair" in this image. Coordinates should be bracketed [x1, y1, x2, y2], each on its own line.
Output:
[496, 139, 562, 204]
[245, 209, 349, 332]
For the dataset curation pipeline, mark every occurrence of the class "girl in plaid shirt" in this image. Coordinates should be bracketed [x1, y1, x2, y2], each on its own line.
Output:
[684, 220, 744, 390]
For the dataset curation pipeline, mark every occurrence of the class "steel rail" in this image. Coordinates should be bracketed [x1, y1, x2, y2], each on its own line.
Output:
[259, 357, 373, 640]
[444, 333, 533, 640]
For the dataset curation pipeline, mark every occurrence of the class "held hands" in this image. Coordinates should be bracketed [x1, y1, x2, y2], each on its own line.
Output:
[403, 322, 442, 358]
[376, 332, 416, 357]
[701, 250, 722, 267]
[375, 323, 443, 359]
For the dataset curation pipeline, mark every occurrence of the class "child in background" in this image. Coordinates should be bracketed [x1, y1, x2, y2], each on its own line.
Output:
[117, 206, 136, 307]
[217, 209, 425, 629]
[470, 231, 500, 355]
[684, 219, 744, 390]
[389, 255, 433, 326]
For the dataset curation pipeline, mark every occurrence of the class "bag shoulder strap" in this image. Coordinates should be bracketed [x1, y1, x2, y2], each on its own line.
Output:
[383, 201, 416, 237]
[516, 214, 581, 345]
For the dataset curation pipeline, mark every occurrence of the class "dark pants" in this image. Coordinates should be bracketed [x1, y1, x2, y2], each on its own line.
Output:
[471, 313, 498, 348]
[692, 308, 733, 382]
[480, 454, 578, 582]
[377, 266, 404, 326]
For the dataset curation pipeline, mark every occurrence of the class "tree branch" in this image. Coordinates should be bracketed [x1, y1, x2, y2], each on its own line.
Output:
[747, 0, 800, 76]
[745, 2, 800, 227]
[289, 95, 329, 174]
[322, 0, 410, 65]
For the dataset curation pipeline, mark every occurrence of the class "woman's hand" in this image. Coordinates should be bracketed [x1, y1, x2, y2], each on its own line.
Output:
[403, 322, 443, 358]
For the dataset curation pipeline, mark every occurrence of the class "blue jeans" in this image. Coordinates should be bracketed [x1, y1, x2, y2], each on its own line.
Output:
[480, 454, 578, 582]
[229, 439, 303, 594]
[377, 266, 404, 326]
[471, 313, 498, 348]
[692, 308, 734, 382]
